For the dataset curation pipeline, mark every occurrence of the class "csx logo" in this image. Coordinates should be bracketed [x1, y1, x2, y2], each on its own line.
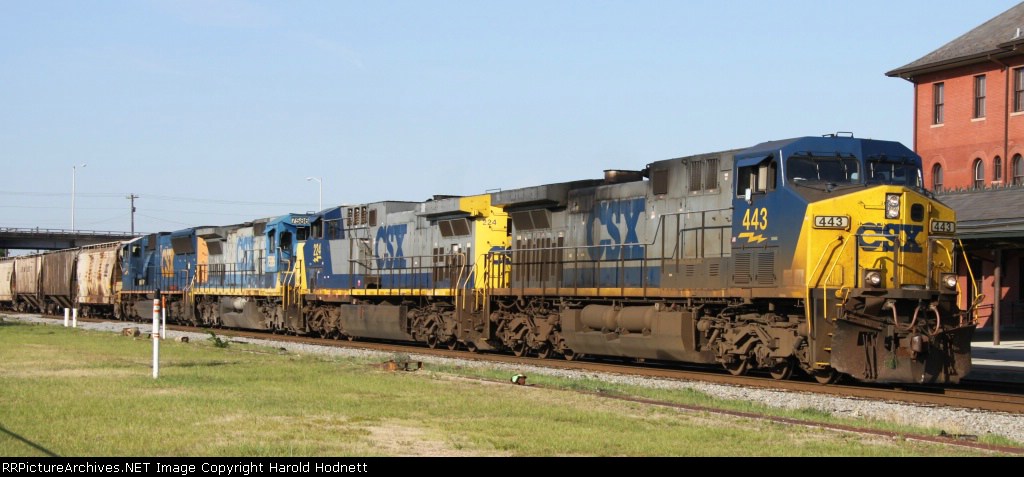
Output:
[856, 223, 923, 253]
[235, 236, 255, 270]
[375, 224, 408, 269]
[160, 249, 175, 278]
[586, 198, 644, 260]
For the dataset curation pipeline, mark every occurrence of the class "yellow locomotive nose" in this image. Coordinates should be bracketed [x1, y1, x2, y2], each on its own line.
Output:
[801, 185, 969, 383]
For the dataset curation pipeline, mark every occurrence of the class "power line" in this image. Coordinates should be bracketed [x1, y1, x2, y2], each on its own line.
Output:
[0, 190, 310, 207]
[0, 205, 126, 210]
[143, 194, 309, 207]
[80, 212, 130, 226]
[136, 213, 197, 227]
[0, 191, 125, 198]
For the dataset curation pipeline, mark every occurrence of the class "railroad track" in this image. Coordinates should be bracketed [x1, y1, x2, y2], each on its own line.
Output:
[156, 320, 1024, 415]
[27, 313, 1024, 415]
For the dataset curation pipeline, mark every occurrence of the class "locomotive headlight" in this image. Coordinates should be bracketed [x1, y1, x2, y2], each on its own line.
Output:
[942, 273, 958, 290]
[885, 193, 901, 219]
[864, 269, 883, 288]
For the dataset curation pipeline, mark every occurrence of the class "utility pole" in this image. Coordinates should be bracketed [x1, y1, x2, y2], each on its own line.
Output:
[127, 193, 139, 235]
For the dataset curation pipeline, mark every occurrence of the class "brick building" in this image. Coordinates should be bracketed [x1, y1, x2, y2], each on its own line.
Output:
[887, 2, 1024, 336]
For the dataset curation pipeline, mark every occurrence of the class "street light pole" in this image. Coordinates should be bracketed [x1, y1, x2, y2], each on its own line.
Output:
[306, 177, 323, 211]
[72, 163, 87, 231]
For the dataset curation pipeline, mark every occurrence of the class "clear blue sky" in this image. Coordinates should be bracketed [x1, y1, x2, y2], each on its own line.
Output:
[2, 1, 1021, 235]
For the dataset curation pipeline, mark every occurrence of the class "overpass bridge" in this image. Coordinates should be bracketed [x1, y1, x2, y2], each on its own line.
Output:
[0, 228, 138, 251]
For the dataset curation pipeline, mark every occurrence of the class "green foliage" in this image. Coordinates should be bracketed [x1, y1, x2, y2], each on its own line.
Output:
[207, 331, 229, 348]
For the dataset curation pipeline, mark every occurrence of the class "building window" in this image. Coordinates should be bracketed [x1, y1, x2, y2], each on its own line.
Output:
[973, 158, 985, 188]
[994, 156, 1003, 182]
[1014, 154, 1024, 185]
[974, 75, 986, 118]
[933, 82, 944, 124]
[931, 163, 943, 191]
[1016, 68, 1024, 112]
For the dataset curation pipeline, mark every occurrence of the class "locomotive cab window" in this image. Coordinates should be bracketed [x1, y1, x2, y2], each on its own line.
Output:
[280, 231, 293, 251]
[310, 218, 323, 239]
[866, 155, 923, 188]
[787, 154, 859, 185]
[737, 158, 777, 196]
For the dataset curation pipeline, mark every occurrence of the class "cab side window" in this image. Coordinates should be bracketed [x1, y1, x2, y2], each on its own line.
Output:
[737, 158, 777, 196]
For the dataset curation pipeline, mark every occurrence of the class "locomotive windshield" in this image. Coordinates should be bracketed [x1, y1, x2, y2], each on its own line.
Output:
[787, 154, 860, 185]
[866, 155, 923, 187]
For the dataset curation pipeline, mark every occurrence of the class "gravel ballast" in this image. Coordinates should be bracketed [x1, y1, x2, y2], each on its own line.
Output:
[7, 313, 1023, 445]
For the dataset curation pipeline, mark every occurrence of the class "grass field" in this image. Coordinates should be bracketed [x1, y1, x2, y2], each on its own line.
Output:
[0, 319, 1009, 456]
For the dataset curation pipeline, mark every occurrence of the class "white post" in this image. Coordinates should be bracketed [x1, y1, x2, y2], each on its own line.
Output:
[63, 308, 69, 327]
[152, 292, 161, 379]
[72, 308, 78, 328]
[161, 296, 166, 339]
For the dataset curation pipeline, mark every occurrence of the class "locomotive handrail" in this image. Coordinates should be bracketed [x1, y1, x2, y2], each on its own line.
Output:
[338, 251, 477, 294]
[957, 238, 984, 324]
[807, 235, 844, 338]
[479, 209, 731, 297]
[809, 236, 844, 289]
[454, 252, 469, 311]
[494, 209, 738, 297]
[821, 236, 852, 322]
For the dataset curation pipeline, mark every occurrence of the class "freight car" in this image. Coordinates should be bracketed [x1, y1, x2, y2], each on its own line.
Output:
[0, 242, 122, 316]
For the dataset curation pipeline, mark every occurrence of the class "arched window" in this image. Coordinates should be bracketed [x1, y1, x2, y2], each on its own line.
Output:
[932, 163, 943, 191]
[1014, 154, 1024, 185]
[974, 158, 985, 188]
[994, 156, 1003, 182]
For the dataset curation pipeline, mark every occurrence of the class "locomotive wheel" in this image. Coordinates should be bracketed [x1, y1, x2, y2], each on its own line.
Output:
[536, 344, 552, 360]
[426, 334, 439, 349]
[769, 359, 795, 381]
[563, 349, 580, 361]
[512, 341, 527, 357]
[446, 338, 458, 351]
[724, 358, 750, 376]
[812, 369, 838, 384]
